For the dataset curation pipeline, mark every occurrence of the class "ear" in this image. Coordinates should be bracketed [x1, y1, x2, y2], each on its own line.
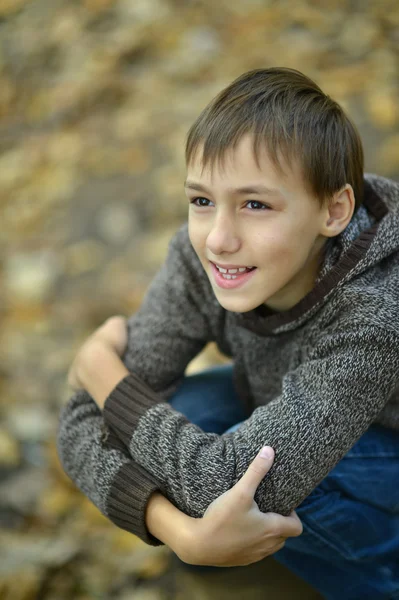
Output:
[320, 184, 355, 238]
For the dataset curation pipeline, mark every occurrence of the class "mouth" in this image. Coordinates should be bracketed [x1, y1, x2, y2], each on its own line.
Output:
[210, 261, 256, 274]
[209, 261, 258, 289]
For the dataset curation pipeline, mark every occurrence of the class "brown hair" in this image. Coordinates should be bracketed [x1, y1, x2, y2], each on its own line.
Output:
[185, 67, 364, 211]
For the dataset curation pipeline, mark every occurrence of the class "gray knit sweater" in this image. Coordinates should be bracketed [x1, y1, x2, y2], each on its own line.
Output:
[57, 173, 399, 546]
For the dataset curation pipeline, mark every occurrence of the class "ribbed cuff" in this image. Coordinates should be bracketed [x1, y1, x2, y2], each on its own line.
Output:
[107, 461, 164, 547]
[103, 372, 163, 448]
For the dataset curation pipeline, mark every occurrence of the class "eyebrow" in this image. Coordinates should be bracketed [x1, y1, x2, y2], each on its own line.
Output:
[184, 180, 280, 196]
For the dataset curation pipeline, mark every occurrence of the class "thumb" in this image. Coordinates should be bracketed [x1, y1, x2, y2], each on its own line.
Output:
[235, 446, 275, 497]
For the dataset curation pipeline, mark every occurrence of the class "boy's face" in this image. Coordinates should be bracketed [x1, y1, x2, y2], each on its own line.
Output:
[185, 134, 331, 313]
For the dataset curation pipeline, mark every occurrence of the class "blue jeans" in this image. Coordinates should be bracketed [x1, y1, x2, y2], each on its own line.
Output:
[168, 364, 399, 600]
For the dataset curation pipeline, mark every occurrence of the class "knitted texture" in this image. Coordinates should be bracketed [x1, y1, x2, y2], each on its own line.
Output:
[58, 173, 399, 542]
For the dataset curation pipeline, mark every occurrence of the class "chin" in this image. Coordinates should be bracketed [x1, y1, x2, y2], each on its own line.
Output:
[214, 294, 261, 313]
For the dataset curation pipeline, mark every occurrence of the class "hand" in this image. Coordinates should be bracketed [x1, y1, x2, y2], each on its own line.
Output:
[181, 446, 303, 567]
[88, 315, 128, 357]
[67, 315, 128, 390]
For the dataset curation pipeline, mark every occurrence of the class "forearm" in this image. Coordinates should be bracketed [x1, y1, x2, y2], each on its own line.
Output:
[57, 388, 163, 546]
[103, 325, 399, 519]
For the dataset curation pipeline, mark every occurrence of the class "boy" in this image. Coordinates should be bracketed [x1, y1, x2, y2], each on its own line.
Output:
[58, 67, 399, 598]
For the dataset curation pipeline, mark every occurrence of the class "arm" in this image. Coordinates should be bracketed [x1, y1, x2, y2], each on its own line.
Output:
[117, 223, 215, 400]
[57, 388, 161, 546]
[58, 389, 302, 566]
[57, 385, 199, 552]
[98, 323, 399, 518]
[57, 224, 212, 540]
[62, 331, 303, 566]
[64, 337, 193, 548]
[146, 448, 302, 568]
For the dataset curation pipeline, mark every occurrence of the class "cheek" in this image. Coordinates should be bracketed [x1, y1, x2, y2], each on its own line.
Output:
[188, 219, 197, 243]
[188, 222, 205, 256]
[256, 230, 306, 270]
[189, 216, 211, 244]
[255, 230, 292, 257]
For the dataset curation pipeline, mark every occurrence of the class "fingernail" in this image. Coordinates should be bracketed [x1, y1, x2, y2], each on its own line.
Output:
[259, 446, 273, 459]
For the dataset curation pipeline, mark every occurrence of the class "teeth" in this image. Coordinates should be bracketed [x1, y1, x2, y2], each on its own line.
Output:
[215, 264, 253, 274]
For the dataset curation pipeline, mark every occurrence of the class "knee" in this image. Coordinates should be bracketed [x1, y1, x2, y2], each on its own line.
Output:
[295, 483, 329, 514]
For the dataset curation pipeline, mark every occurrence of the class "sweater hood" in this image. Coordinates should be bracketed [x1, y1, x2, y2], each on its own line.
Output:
[235, 173, 399, 335]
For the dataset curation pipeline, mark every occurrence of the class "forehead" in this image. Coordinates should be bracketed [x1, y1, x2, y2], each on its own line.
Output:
[187, 134, 303, 190]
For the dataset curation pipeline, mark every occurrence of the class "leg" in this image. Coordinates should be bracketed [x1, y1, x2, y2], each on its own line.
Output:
[167, 363, 248, 433]
[170, 367, 399, 596]
[274, 424, 399, 599]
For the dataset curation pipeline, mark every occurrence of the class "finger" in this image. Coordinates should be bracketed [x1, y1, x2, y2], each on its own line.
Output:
[234, 446, 275, 497]
[99, 316, 126, 333]
[288, 510, 302, 524]
[96, 317, 128, 353]
[273, 541, 286, 553]
[106, 315, 127, 325]
[281, 511, 303, 537]
[270, 513, 303, 538]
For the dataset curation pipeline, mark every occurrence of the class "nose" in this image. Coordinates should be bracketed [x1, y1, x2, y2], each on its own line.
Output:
[206, 213, 241, 256]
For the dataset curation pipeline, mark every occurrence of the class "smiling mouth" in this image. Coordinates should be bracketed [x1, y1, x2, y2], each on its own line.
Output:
[210, 261, 256, 273]
[209, 261, 258, 287]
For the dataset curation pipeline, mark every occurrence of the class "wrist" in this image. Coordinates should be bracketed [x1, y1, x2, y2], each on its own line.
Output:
[145, 492, 200, 562]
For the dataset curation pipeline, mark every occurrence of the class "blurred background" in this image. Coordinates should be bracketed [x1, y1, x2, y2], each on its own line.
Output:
[0, 0, 398, 598]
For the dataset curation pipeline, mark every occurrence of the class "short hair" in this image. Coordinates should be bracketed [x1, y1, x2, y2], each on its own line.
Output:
[185, 67, 364, 212]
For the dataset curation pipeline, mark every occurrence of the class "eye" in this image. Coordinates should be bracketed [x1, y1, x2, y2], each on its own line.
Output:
[190, 197, 212, 207]
[246, 200, 270, 210]
[189, 197, 271, 210]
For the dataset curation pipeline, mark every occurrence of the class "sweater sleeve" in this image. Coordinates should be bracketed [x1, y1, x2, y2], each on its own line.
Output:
[57, 223, 213, 542]
[120, 223, 214, 400]
[103, 323, 399, 519]
[56, 388, 163, 546]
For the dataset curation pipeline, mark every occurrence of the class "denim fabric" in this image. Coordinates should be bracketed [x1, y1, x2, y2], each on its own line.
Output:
[168, 364, 399, 599]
